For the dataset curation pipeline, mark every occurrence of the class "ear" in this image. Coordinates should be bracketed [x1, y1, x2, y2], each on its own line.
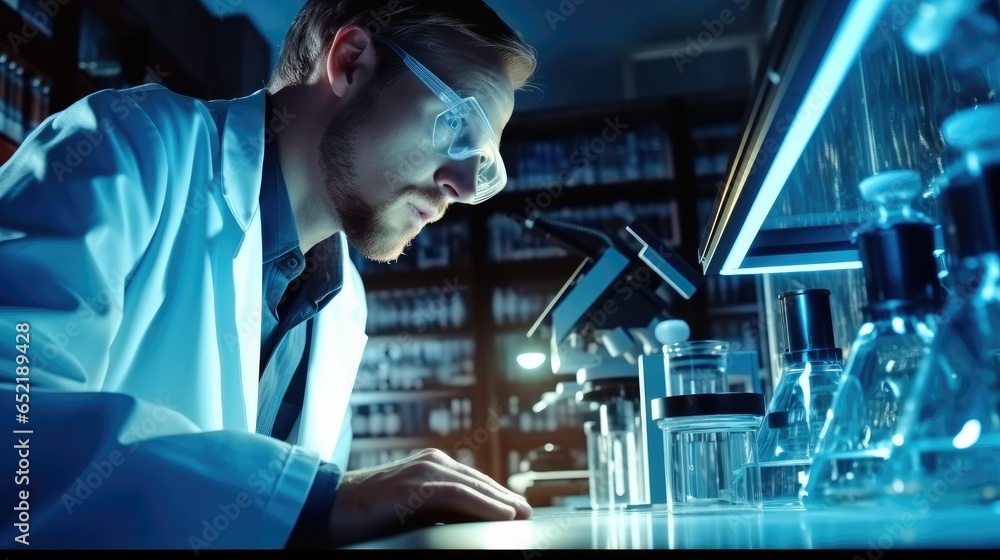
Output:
[324, 25, 377, 99]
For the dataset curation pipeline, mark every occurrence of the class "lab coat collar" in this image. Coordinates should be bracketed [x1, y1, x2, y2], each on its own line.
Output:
[219, 88, 268, 232]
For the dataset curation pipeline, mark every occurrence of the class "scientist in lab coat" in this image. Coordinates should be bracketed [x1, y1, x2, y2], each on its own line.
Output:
[0, 0, 536, 549]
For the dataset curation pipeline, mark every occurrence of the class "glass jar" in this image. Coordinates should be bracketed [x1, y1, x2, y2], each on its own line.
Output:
[653, 392, 766, 514]
[664, 340, 730, 397]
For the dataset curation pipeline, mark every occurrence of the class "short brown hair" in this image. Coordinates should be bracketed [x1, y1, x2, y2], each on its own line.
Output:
[267, 0, 537, 94]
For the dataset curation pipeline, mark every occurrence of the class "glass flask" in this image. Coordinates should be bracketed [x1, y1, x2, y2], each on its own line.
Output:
[882, 149, 1000, 509]
[801, 170, 945, 509]
[757, 288, 844, 508]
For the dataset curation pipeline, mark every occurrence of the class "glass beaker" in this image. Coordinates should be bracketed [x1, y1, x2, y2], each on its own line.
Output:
[578, 370, 646, 509]
[585, 420, 610, 510]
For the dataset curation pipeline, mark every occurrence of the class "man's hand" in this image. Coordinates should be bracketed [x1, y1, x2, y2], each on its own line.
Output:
[328, 448, 532, 547]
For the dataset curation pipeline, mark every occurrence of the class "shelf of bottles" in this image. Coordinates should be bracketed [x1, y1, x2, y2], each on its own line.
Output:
[0, 49, 52, 148]
[354, 337, 475, 393]
[488, 201, 681, 263]
[363, 282, 470, 337]
[500, 121, 674, 193]
[348, 215, 479, 470]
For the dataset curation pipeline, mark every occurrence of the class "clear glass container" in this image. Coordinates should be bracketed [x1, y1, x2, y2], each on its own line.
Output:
[757, 289, 844, 508]
[584, 420, 610, 510]
[882, 156, 1000, 509]
[601, 396, 645, 509]
[802, 170, 945, 509]
[653, 393, 766, 514]
[577, 373, 646, 509]
[664, 340, 730, 397]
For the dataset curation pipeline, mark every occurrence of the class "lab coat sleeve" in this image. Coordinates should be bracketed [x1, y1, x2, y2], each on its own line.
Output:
[0, 89, 319, 549]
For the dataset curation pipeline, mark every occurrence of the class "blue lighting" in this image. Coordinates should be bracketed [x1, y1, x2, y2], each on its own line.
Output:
[722, 0, 890, 274]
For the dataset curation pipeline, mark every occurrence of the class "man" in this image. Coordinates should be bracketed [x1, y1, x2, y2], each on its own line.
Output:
[0, 0, 537, 549]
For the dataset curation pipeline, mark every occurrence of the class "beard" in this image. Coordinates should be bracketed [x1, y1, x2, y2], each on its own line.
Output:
[319, 82, 416, 263]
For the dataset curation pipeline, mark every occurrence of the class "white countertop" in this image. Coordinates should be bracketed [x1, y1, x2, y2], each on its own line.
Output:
[345, 503, 1000, 550]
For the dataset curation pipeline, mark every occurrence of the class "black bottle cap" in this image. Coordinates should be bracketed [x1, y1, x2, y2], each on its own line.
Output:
[777, 289, 839, 362]
[856, 222, 944, 318]
[651, 392, 765, 420]
[940, 170, 998, 259]
[578, 378, 640, 403]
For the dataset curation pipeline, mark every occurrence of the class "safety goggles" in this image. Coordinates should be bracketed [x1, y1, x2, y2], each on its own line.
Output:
[378, 37, 507, 204]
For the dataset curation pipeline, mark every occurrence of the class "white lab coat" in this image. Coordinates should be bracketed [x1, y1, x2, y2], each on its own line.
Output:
[0, 84, 368, 549]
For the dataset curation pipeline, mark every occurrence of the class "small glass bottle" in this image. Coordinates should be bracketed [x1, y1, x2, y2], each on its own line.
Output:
[756, 288, 844, 508]
[801, 170, 945, 509]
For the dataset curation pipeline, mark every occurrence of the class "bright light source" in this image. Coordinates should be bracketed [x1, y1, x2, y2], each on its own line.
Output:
[517, 352, 547, 370]
[720, 261, 863, 275]
[722, 0, 889, 273]
[953, 419, 982, 450]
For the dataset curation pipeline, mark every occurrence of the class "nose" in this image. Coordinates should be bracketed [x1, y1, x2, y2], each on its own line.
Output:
[434, 156, 479, 204]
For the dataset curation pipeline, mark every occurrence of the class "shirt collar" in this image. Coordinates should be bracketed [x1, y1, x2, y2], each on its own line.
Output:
[260, 136, 300, 264]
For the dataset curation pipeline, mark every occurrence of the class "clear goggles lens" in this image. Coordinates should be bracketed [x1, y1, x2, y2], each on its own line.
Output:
[432, 97, 506, 204]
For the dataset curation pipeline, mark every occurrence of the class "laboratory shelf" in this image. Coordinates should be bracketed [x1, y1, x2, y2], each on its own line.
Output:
[350, 388, 474, 406]
[349, 435, 462, 452]
[360, 266, 474, 291]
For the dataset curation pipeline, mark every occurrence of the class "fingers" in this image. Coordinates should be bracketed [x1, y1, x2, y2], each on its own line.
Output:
[413, 482, 519, 523]
[421, 459, 532, 520]
[414, 449, 532, 518]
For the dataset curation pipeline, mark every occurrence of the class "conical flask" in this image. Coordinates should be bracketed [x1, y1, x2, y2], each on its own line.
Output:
[801, 170, 945, 509]
[757, 288, 844, 508]
[883, 155, 1000, 509]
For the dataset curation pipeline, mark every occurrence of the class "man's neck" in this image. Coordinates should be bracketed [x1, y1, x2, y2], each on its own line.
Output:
[266, 87, 343, 255]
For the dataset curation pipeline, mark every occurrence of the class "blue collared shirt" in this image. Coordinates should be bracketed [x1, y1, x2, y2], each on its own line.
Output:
[257, 124, 345, 547]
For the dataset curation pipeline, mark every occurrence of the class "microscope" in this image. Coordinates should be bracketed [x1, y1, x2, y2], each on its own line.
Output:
[519, 213, 706, 509]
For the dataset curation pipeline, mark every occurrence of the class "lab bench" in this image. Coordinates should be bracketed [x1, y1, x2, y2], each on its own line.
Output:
[345, 503, 1000, 551]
